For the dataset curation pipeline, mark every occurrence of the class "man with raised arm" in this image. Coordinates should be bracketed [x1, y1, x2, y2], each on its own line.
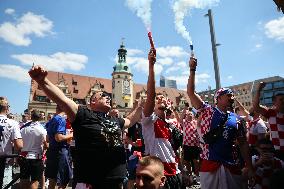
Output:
[141, 48, 182, 189]
[187, 57, 253, 189]
[28, 66, 142, 189]
[253, 82, 284, 161]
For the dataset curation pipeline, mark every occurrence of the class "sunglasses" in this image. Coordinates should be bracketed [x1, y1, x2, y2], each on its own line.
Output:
[100, 92, 111, 100]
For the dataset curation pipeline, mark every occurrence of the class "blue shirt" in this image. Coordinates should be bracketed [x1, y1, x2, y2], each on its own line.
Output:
[45, 114, 68, 149]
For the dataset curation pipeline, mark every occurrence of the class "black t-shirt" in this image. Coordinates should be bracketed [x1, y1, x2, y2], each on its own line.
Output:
[72, 106, 126, 184]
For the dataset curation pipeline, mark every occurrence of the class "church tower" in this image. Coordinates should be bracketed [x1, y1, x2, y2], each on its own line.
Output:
[112, 40, 133, 109]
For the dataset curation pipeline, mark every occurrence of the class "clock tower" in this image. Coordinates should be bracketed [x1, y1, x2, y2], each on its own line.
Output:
[112, 40, 133, 109]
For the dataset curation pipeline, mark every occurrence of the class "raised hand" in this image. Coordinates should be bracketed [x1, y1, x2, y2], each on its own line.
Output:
[28, 65, 48, 83]
[189, 57, 197, 70]
[148, 48, 156, 65]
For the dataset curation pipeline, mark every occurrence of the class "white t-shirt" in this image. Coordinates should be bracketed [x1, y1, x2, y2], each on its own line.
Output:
[21, 121, 47, 158]
[0, 114, 22, 155]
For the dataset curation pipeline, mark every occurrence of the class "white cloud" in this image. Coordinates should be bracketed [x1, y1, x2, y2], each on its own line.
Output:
[127, 48, 144, 56]
[165, 61, 187, 74]
[127, 56, 147, 65]
[227, 75, 233, 79]
[5, 8, 15, 15]
[196, 73, 210, 83]
[128, 55, 163, 75]
[264, 16, 284, 42]
[167, 72, 210, 87]
[0, 11, 54, 46]
[157, 57, 173, 66]
[156, 46, 188, 58]
[165, 67, 179, 74]
[177, 61, 187, 67]
[11, 52, 88, 72]
[0, 64, 29, 83]
[255, 43, 262, 48]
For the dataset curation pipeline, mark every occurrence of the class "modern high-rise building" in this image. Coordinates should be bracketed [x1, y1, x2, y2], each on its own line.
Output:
[198, 76, 283, 110]
[259, 79, 284, 107]
[160, 75, 177, 89]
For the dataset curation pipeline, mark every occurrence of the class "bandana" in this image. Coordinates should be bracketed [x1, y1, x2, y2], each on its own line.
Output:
[214, 88, 234, 103]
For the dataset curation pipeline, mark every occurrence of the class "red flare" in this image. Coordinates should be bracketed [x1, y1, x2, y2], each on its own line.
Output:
[148, 32, 155, 49]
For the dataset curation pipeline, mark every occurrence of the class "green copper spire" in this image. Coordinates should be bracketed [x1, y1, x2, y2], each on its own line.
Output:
[113, 39, 131, 74]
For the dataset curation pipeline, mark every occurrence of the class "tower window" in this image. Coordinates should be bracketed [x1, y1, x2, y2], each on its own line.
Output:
[125, 103, 128, 107]
[118, 75, 120, 78]
[124, 66, 128, 71]
[72, 79, 77, 85]
[125, 76, 127, 79]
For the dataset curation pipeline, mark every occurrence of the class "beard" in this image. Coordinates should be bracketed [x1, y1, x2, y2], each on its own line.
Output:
[157, 103, 167, 111]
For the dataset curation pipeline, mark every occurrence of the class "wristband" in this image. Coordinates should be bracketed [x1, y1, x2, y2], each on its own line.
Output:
[190, 69, 196, 72]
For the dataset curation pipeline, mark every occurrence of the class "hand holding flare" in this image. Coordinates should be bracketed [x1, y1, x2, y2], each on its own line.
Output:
[147, 32, 156, 65]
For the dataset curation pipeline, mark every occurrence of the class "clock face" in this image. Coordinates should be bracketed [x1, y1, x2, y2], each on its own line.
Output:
[123, 80, 130, 87]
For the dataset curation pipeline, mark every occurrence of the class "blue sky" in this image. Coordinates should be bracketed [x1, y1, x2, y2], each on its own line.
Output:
[0, 0, 283, 114]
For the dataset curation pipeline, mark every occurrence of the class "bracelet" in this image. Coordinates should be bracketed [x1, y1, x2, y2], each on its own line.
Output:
[190, 69, 196, 72]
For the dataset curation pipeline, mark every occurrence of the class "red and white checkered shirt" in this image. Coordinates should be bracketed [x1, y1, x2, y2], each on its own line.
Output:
[252, 155, 284, 189]
[263, 109, 284, 151]
[196, 105, 214, 159]
[182, 119, 199, 147]
[248, 118, 267, 146]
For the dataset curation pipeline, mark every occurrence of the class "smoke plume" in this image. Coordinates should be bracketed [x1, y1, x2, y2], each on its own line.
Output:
[125, 0, 153, 31]
[172, 0, 219, 44]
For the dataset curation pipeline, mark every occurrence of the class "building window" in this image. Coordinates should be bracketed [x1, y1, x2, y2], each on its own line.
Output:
[118, 81, 120, 83]
[274, 81, 284, 88]
[263, 83, 273, 90]
[125, 103, 128, 107]
[73, 88, 78, 93]
[118, 75, 120, 78]
[125, 75, 127, 79]
[72, 79, 77, 85]
[113, 94, 115, 98]
[263, 92, 273, 98]
[124, 66, 128, 71]
[36, 96, 46, 102]
[264, 98, 272, 104]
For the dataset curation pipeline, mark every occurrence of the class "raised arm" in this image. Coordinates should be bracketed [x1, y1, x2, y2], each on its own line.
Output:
[253, 82, 267, 116]
[187, 57, 203, 109]
[143, 48, 156, 117]
[235, 98, 249, 117]
[29, 66, 78, 122]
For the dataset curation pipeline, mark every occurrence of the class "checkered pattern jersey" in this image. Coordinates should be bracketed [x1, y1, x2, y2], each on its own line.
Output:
[182, 120, 199, 147]
[196, 105, 214, 159]
[248, 118, 267, 146]
[252, 155, 284, 189]
[263, 109, 284, 151]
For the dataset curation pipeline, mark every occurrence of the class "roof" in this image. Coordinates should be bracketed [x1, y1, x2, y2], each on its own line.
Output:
[31, 71, 191, 107]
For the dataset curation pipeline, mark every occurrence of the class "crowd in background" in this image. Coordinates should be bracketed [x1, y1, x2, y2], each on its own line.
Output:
[0, 47, 283, 189]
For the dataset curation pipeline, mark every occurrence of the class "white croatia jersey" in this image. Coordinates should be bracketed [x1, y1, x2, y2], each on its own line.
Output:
[0, 115, 22, 155]
[21, 121, 47, 158]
